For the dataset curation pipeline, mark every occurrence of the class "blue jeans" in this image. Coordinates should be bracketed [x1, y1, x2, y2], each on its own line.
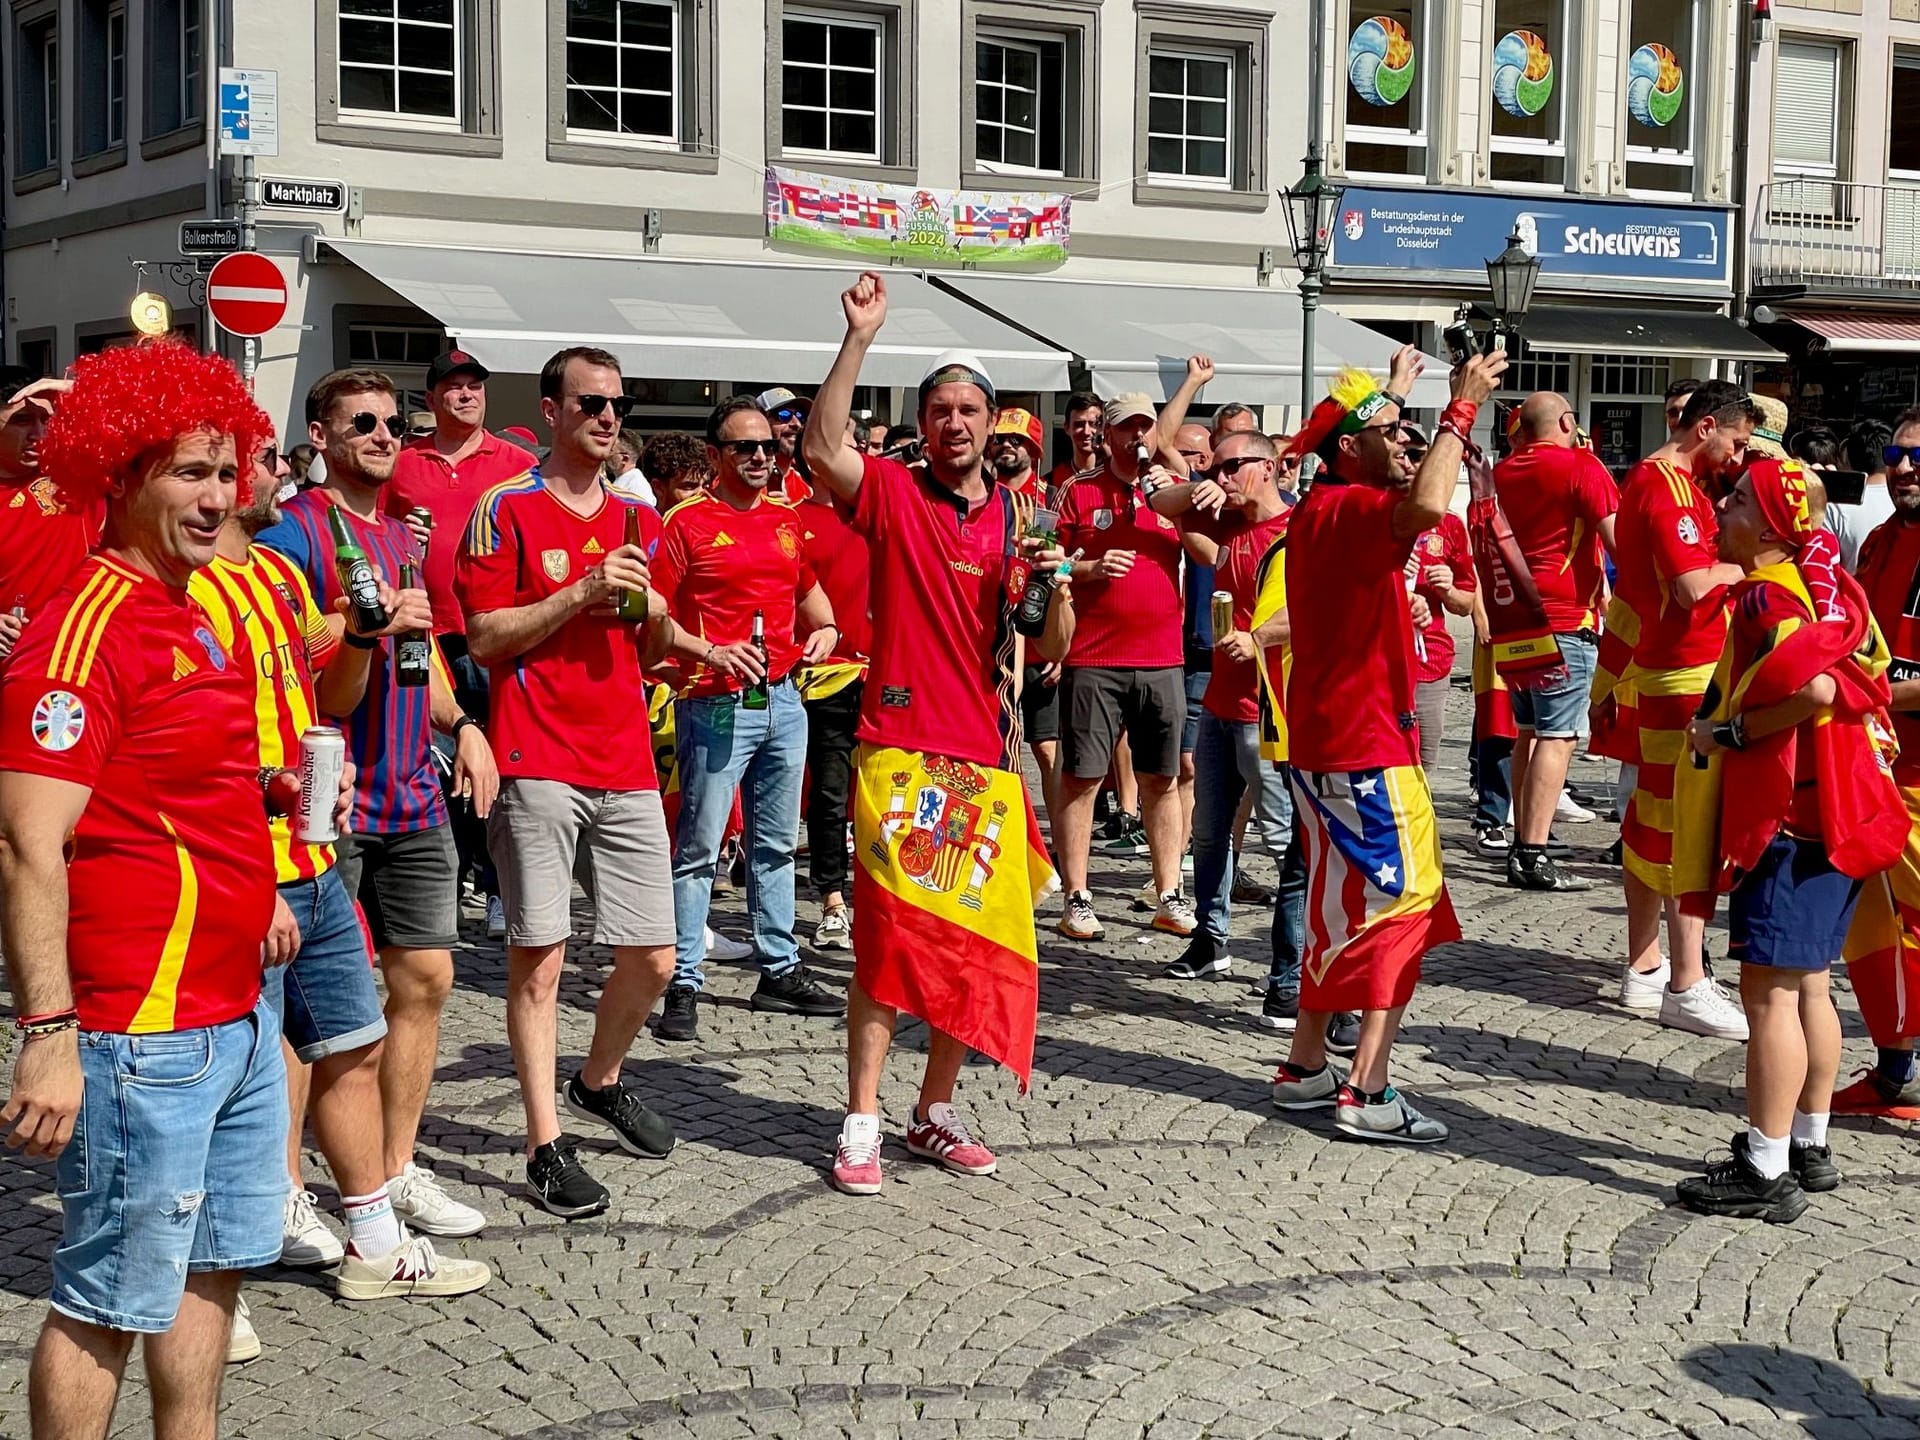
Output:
[672, 680, 807, 990]
[1191, 711, 1297, 947]
[1268, 827, 1307, 992]
[264, 868, 387, 1064]
[1471, 735, 1514, 831]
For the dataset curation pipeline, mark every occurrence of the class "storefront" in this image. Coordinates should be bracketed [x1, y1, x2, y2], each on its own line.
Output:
[1747, 308, 1920, 428]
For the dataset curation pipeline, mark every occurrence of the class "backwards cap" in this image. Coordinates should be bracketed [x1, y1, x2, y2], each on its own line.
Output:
[1284, 368, 1392, 464]
[918, 348, 997, 409]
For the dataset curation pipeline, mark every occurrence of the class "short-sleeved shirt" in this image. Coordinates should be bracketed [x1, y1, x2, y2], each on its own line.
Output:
[190, 546, 341, 883]
[1056, 467, 1185, 669]
[1285, 480, 1421, 772]
[256, 489, 447, 836]
[1411, 512, 1475, 685]
[1202, 509, 1293, 723]
[1493, 443, 1619, 632]
[651, 491, 816, 698]
[384, 431, 537, 636]
[1855, 515, 1920, 784]
[0, 476, 104, 622]
[1615, 458, 1727, 671]
[799, 496, 871, 661]
[457, 474, 661, 792]
[1727, 572, 1823, 837]
[0, 554, 274, 1033]
[849, 456, 1020, 770]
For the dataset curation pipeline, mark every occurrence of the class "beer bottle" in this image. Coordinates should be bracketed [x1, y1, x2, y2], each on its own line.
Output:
[614, 503, 648, 622]
[395, 560, 432, 688]
[328, 502, 389, 636]
[742, 609, 770, 711]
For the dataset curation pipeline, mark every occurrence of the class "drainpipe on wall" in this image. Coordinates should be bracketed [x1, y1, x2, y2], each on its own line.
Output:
[1730, 0, 1759, 383]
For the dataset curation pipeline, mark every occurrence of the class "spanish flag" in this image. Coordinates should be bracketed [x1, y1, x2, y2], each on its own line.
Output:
[1845, 783, 1920, 1046]
[1470, 638, 1516, 743]
[647, 683, 682, 836]
[851, 745, 1056, 1090]
[1588, 594, 1641, 764]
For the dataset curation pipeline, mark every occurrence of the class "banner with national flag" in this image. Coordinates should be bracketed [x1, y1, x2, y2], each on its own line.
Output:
[850, 745, 1056, 1090]
[765, 166, 1070, 265]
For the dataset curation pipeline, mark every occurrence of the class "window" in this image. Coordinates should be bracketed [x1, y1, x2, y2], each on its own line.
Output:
[1500, 346, 1573, 399]
[563, 0, 678, 144]
[338, 0, 461, 125]
[1488, 0, 1566, 188]
[347, 323, 444, 416]
[1894, 52, 1920, 178]
[146, 0, 203, 140]
[16, 336, 54, 381]
[976, 36, 1065, 175]
[1343, 2, 1428, 179]
[1146, 48, 1231, 186]
[15, 10, 59, 175]
[1624, 0, 1697, 197]
[76, 0, 127, 157]
[782, 10, 882, 160]
[1133, 5, 1267, 204]
[1590, 352, 1671, 398]
[1770, 39, 1847, 218]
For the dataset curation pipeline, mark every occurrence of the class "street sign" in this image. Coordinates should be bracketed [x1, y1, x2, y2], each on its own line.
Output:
[218, 68, 279, 157]
[259, 177, 347, 213]
[179, 220, 243, 256]
[206, 252, 289, 338]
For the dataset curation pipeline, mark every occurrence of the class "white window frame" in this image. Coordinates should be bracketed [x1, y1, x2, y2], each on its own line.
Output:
[1145, 44, 1233, 190]
[1342, 2, 1429, 183]
[105, 2, 126, 147]
[1624, 0, 1698, 201]
[1487, 0, 1568, 193]
[975, 32, 1065, 178]
[337, 0, 464, 133]
[562, 0, 681, 150]
[1893, 53, 1920, 184]
[781, 8, 885, 164]
[1772, 38, 1842, 181]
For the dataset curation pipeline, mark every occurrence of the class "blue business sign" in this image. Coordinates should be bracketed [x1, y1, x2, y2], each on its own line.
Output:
[1329, 186, 1732, 292]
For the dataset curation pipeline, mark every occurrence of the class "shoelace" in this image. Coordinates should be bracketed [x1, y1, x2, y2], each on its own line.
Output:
[840, 1129, 882, 1166]
[405, 1165, 454, 1203]
[927, 1108, 978, 1147]
[391, 1234, 440, 1281]
[288, 1188, 323, 1229]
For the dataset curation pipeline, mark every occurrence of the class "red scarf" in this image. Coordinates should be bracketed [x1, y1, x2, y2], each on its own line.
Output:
[1464, 445, 1566, 691]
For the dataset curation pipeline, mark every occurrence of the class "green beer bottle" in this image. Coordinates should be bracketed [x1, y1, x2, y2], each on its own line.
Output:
[742, 609, 770, 711]
[614, 503, 649, 622]
[328, 502, 389, 636]
[395, 560, 432, 688]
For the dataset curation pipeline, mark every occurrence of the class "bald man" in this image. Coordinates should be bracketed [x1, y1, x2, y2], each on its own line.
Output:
[1489, 393, 1621, 890]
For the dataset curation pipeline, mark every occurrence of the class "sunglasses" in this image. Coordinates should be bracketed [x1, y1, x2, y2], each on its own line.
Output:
[572, 393, 636, 420]
[258, 445, 280, 470]
[349, 412, 406, 438]
[772, 407, 806, 424]
[1216, 455, 1270, 477]
[1884, 445, 1920, 468]
[721, 438, 781, 458]
[1404, 448, 1428, 465]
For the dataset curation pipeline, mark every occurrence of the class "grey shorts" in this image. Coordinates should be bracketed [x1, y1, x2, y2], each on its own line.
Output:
[1060, 664, 1186, 779]
[335, 824, 460, 951]
[489, 778, 676, 949]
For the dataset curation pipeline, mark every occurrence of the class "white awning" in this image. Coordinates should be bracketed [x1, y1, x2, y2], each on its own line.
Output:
[324, 239, 1073, 390]
[931, 273, 1456, 408]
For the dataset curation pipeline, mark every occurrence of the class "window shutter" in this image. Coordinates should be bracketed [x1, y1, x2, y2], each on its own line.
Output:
[1774, 41, 1840, 173]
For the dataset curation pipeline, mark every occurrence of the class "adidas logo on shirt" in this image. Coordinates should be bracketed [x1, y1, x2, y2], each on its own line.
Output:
[582, 537, 605, 555]
[710, 532, 736, 548]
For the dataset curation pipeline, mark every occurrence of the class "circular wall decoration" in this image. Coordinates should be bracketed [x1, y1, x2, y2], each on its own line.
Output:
[1349, 16, 1416, 108]
[1493, 29, 1554, 119]
[1627, 42, 1685, 129]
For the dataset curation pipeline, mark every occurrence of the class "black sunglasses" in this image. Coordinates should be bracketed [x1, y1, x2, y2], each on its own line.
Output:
[349, 412, 406, 438]
[258, 445, 280, 469]
[721, 438, 780, 458]
[572, 393, 636, 420]
[1217, 455, 1271, 477]
[1884, 445, 1920, 468]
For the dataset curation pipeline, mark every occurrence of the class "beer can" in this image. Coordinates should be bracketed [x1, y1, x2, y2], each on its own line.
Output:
[1211, 590, 1234, 639]
[296, 726, 347, 844]
[407, 507, 433, 559]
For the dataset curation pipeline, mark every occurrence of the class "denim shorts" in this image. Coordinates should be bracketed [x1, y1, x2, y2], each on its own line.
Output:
[1509, 632, 1599, 740]
[1730, 833, 1864, 972]
[1182, 669, 1210, 755]
[52, 998, 289, 1332]
[335, 823, 460, 950]
[265, 867, 388, 1064]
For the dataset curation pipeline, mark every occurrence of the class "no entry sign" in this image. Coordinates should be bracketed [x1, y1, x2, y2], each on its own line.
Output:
[206, 252, 288, 338]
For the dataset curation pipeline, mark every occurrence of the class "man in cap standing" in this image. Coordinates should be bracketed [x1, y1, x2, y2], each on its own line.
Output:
[758, 387, 814, 502]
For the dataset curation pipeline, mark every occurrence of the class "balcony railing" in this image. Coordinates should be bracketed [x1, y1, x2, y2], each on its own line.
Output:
[1751, 179, 1920, 290]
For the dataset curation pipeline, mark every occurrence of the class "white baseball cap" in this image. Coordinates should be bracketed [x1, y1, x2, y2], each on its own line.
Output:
[918, 349, 997, 406]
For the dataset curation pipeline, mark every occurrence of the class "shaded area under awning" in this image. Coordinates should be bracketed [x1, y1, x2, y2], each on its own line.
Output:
[1789, 309, 1920, 354]
[1517, 306, 1783, 360]
[930, 272, 1456, 408]
[324, 239, 1074, 390]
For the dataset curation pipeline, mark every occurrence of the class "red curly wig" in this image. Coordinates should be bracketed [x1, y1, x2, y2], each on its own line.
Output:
[39, 341, 274, 509]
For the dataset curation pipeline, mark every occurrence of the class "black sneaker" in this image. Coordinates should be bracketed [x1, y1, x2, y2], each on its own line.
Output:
[1325, 1012, 1361, 1055]
[1676, 1139, 1808, 1224]
[526, 1139, 610, 1219]
[655, 985, 699, 1043]
[1475, 825, 1511, 856]
[563, 1073, 675, 1159]
[1166, 935, 1230, 980]
[751, 965, 846, 1016]
[1733, 1131, 1840, 1194]
[1602, 838, 1624, 866]
[1099, 813, 1148, 855]
[1509, 852, 1594, 892]
[1258, 986, 1299, 1031]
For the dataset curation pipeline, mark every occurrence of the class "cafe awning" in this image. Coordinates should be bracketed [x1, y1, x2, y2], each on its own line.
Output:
[1518, 306, 1783, 360]
[1788, 310, 1920, 354]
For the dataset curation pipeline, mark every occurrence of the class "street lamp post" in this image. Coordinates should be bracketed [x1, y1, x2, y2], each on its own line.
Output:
[1282, 0, 1343, 426]
[1485, 227, 1543, 346]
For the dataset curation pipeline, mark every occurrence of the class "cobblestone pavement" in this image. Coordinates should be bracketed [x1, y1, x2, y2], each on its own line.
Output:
[3, 691, 1919, 1438]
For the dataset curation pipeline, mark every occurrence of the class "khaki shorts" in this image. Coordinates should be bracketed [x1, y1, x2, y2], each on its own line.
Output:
[488, 779, 675, 949]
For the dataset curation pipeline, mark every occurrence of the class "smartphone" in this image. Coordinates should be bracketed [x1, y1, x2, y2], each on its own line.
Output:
[1818, 469, 1868, 506]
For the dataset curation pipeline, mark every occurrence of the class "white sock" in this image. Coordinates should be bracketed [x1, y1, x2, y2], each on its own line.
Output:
[1791, 1110, 1831, 1148]
[1746, 1126, 1790, 1180]
[343, 1187, 403, 1258]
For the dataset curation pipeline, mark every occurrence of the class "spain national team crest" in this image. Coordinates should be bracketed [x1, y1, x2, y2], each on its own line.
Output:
[1424, 534, 1445, 557]
[1091, 508, 1114, 531]
[778, 527, 800, 560]
[871, 755, 1011, 906]
[31, 690, 84, 752]
[542, 548, 570, 582]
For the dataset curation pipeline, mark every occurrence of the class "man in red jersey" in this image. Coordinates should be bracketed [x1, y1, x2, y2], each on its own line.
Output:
[758, 385, 815, 502]
[1492, 392, 1619, 890]
[989, 409, 1065, 838]
[649, 395, 841, 1044]
[460, 346, 681, 1220]
[803, 275, 1075, 1196]
[1256, 348, 1499, 1145]
[0, 342, 286, 1437]
[1049, 391, 1106, 492]
[1606, 380, 1755, 1041]
[0, 368, 102, 659]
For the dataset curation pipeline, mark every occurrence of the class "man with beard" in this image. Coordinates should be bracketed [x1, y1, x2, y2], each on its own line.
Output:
[758, 386, 814, 502]
[1605, 380, 1756, 1041]
[0, 367, 102, 658]
[988, 408, 1063, 838]
[258, 369, 500, 1238]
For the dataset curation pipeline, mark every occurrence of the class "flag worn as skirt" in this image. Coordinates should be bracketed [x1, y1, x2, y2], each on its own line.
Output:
[1843, 781, 1920, 1047]
[1621, 659, 1719, 904]
[851, 744, 1057, 1091]
[1287, 763, 1461, 1012]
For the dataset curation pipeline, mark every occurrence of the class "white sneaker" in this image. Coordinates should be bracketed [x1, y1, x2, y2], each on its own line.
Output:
[1555, 790, 1597, 824]
[485, 895, 506, 940]
[388, 1162, 486, 1239]
[280, 1188, 344, 1268]
[226, 1295, 261, 1363]
[1334, 1087, 1449, 1145]
[1152, 891, 1198, 936]
[1056, 890, 1103, 940]
[1660, 975, 1750, 1041]
[1130, 881, 1158, 912]
[334, 1233, 492, 1301]
[810, 908, 851, 951]
[1620, 958, 1670, 1012]
[705, 926, 754, 962]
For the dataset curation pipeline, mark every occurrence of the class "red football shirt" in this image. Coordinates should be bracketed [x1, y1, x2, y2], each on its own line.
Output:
[385, 430, 537, 636]
[777, 461, 813, 505]
[1616, 458, 1727, 671]
[1056, 467, 1185, 669]
[849, 456, 1020, 770]
[799, 496, 871, 661]
[0, 476, 104, 623]
[1854, 517, 1920, 783]
[1286, 481, 1422, 772]
[456, 477, 662, 791]
[1202, 509, 1292, 723]
[1493, 443, 1618, 632]
[1411, 512, 1475, 685]
[0, 555, 275, 1032]
[651, 491, 817, 698]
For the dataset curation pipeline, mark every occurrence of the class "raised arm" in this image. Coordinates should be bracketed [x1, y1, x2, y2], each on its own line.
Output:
[802, 272, 890, 505]
[1395, 349, 1506, 541]
[1154, 355, 1215, 453]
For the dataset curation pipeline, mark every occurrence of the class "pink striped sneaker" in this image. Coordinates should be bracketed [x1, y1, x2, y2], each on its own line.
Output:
[831, 1113, 884, 1195]
[906, 1103, 997, 1176]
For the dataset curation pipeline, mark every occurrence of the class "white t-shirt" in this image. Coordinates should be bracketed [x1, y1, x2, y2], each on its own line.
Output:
[1824, 480, 1896, 573]
[609, 467, 656, 508]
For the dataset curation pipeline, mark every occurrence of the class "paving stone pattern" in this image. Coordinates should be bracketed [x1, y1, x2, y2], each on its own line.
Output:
[2, 691, 1918, 1438]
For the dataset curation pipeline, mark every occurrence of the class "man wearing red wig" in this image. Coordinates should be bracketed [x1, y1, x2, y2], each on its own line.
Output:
[0, 342, 296, 1437]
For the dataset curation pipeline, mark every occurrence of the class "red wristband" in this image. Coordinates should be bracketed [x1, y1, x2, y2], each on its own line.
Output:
[16, 1008, 77, 1031]
[1439, 399, 1479, 434]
